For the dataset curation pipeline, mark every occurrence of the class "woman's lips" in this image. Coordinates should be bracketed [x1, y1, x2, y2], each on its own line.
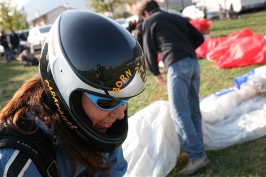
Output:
[97, 121, 113, 129]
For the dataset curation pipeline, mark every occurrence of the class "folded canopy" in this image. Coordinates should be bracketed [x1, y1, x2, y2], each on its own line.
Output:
[196, 28, 266, 68]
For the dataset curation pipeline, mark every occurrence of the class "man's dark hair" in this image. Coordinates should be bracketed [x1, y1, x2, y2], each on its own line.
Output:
[138, 0, 160, 18]
[145, 0, 159, 12]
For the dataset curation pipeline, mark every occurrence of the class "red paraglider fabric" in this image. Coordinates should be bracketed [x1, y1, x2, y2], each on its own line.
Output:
[196, 28, 266, 68]
[190, 18, 212, 35]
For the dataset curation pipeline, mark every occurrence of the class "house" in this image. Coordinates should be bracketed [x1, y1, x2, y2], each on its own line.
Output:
[29, 4, 75, 27]
[157, 0, 193, 10]
[127, 0, 193, 16]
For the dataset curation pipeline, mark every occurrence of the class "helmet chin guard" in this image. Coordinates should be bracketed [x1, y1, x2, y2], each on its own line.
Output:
[39, 10, 146, 152]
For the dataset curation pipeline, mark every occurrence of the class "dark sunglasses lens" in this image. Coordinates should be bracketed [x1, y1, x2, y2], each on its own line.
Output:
[97, 99, 121, 109]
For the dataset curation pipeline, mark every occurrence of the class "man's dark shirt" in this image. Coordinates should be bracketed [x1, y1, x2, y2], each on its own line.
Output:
[142, 9, 204, 76]
[0, 34, 9, 49]
[10, 32, 20, 48]
[135, 21, 143, 48]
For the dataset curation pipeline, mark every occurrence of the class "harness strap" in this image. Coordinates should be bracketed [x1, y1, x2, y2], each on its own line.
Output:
[0, 123, 93, 177]
[6, 150, 30, 177]
[77, 169, 95, 177]
[0, 126, 59, 177]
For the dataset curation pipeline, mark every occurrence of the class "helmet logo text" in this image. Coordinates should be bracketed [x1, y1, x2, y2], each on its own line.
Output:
[135, 66, 146, 82]
[44, 80, 77, 129]
[112, 67, 146, 93]
[112, 69, 132, 93]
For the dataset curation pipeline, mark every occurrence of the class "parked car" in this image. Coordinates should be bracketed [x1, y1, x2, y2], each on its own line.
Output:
[27, 25, 52, 53]
[17, 29, 30, 40]
[0, 45, 4, 57]
[168, 9, 192, 20]
[182, 5, 205, 20]
[115, 18, 129, 29]
[15, 29, 30, 52]
[126, 15, 139, 23]
[196, 2, 220, 20]
[0, 33, 4, 57]
[182, 5, 219, 20]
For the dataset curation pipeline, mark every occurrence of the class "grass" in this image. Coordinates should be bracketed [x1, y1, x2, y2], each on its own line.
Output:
[0, 10, 266, 177]
[209, 11, 266, 38]
[0, 59, 38, 107]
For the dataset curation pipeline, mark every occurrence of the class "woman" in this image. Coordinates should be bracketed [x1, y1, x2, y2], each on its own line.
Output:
[0, 10, 146, 177]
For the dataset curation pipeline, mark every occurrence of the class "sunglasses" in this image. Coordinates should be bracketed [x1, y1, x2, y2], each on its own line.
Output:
[84, 92, 129, 110]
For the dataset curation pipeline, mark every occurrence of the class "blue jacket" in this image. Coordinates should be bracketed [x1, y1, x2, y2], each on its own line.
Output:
[0, 118, 127, 177]
[0, 147, 127, 177]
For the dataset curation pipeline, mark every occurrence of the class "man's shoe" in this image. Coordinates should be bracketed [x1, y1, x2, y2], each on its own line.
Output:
[180, 156, 210, 176]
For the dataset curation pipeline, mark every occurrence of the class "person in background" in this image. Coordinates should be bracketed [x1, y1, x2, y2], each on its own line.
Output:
[17, 48, 39, 66]
[218, 4, 229, 19]
[202, 6, 207, 19]
[0, 10, 146, 177]
[138, 0, 209, 175]
[95, 64, 106, 86]
[132, 20, 138, 29]
[128, 21, 136, 33]
[0, 30, 15, 62]
[10, 29, 20, 54]
[228, 4, 237, 19]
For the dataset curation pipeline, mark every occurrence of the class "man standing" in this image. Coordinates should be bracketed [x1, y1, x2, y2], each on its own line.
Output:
[0, 30, 15, 62]
[138, 0, 210, 175]
[10, 29, 20, 54]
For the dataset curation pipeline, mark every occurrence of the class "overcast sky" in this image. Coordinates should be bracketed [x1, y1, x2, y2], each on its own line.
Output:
[12, 0, 90, 22]
[11, 0, 30, 9]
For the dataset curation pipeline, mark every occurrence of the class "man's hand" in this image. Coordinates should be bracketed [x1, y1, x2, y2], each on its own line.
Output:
[154, 74, 167, 85]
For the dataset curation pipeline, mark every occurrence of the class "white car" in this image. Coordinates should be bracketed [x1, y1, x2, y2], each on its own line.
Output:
[115, 18, 129, 29]
[196, 2, 220, 20]
[126, 15, 139, 23]
[182, 5, 219, 20]
[0, 33, 3, 56]
[27, 25, 52, 53]
[182, 5, 204, 20]
[0, 45, 4, 56]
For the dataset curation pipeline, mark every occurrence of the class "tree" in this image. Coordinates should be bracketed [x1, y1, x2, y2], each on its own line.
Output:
[0, 0, 27, 32]
[86, 0, 131, 19]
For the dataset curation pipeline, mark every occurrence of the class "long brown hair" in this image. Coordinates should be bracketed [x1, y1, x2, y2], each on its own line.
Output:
[0, 75, 111, 175]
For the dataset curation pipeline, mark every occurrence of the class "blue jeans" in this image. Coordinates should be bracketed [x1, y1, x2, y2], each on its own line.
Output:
[167, 57, 206, 162]
[4, 47, 14, 62]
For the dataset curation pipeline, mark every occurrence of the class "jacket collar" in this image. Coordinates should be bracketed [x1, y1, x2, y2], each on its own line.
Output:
[149, 8, 161, 15]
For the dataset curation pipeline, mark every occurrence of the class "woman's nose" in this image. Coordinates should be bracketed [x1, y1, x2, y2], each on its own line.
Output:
[109, 104, 127, 120]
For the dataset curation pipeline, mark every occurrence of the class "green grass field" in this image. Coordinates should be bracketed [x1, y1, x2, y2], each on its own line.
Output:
[0, 10, 266, 177]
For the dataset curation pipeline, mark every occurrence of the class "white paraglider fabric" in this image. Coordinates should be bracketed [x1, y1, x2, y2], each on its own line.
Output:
[122, 65, 266, 177]
[122, 101, 180, 177]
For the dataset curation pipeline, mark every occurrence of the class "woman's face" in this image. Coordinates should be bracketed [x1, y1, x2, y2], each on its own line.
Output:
[81, 93, 127, 133]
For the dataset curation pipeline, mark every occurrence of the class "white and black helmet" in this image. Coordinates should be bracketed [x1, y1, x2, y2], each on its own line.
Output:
[39, 10, 146, 152]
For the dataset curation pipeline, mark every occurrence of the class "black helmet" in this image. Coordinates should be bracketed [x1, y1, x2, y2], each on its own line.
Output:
[39, 10, 146, 152]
